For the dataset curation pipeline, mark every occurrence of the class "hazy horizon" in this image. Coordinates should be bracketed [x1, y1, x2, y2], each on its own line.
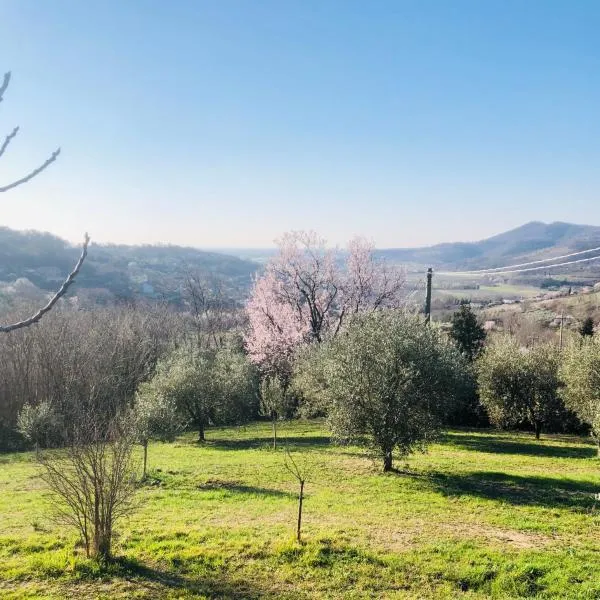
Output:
[5, 219, 600, 254]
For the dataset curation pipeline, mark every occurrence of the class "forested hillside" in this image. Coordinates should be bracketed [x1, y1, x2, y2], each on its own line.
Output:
[0, 227, 259, 307]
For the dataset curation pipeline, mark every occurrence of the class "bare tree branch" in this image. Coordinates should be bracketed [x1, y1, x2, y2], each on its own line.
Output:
[0, 71, 10, 103]
[0, 69, 90, 332]
[0, 147, 61, 193]
[0, 70, 61, 192]
[0, 126, 18, 160]
[0, 233, 90, 333]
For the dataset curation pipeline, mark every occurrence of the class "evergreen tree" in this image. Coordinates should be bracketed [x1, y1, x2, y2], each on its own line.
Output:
[449, 302, 486, 361]
[579, 317, 595, 338]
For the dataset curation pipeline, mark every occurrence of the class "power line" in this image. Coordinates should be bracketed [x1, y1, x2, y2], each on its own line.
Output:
[447, 245, 600, 274]
[439, 253, 600, 276]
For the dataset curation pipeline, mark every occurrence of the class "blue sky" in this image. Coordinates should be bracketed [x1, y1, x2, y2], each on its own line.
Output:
[1, 1, 600, 248]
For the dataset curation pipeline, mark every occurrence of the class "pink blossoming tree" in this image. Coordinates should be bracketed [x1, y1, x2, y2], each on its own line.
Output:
[245, 231, 405, 381]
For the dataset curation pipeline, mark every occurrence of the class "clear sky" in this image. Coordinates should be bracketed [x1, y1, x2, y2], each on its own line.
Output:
[1, 0, 600, 249]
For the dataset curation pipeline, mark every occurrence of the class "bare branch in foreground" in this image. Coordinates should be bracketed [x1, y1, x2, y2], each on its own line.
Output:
[0, 147, 61, 193]
[0, 126, 19, 160]
[0, 71, 10, 103]
[0, 233, 90, 333]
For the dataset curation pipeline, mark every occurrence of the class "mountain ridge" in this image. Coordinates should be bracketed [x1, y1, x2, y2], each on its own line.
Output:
[377, 221, 600, 270]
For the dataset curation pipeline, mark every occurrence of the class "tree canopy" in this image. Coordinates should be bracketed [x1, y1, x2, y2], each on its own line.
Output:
[295, 311, 465, 471]
[477, 337, 563, 439]
[561, 338, 600, 453]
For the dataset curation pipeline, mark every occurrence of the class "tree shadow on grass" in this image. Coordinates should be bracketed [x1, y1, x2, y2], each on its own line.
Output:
[197, 479, 294, 498]
[97, 556, 275, 599]
[443, 432, 597, 459]
[425, 470, 600, 512]
[205, 436, 331, 451]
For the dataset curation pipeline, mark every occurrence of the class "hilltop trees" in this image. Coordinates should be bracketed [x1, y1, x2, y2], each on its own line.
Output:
[296, 312, 464, 471]
[561, 338, 600, 454]
[477, 338, 562, 439]
[245, 232, 405, 382]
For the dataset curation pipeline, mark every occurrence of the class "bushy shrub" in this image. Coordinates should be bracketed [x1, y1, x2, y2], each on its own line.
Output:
[17, 400, 62, 450]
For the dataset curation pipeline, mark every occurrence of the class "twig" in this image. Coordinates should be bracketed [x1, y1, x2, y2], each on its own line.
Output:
[0, 72, 10, 103]
[0, 126, 18, 160]
[0, 148, 61, 193]
[0, 233, 90, 333]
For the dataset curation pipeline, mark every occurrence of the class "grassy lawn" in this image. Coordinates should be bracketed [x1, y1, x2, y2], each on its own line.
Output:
[2, 420, 600, 599]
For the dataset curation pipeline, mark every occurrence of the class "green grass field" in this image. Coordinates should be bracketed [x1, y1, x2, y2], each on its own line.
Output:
[2, 420, 600, 599]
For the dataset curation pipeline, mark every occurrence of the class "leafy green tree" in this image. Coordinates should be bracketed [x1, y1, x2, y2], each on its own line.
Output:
[297, 312, 465, 471]
[449, 301, 486, 361]
[477, 338, 562, 439]
[579, 317, 595, 338]
[134, 386, 185, 478]
[145, 345, 258, 442]
[260, 376, 290, 449]
[560, 338, 600, 455]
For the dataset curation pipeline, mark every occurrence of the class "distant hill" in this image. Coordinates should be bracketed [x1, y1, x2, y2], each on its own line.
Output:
[0, 227, 259, 306]
[378, 221, 600, 271]
[3, 222, 600, 309]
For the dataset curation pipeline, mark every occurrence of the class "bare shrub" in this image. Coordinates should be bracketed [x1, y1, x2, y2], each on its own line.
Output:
[39, 408, 137, 561]
[0, 305, 178, 446]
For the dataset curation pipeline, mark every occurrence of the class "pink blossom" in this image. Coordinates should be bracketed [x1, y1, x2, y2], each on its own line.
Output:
[244, 231, 405, 376]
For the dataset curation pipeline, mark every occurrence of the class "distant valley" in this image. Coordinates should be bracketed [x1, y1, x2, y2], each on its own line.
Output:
[2, 221, 600, 310]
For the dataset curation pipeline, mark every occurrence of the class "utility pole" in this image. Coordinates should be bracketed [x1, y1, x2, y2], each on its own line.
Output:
[559, 311, 565, 350]
[425, 268, 433, 324]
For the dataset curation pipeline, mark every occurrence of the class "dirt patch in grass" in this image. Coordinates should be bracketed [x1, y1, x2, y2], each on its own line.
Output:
[454, 523, 553, 549]
[364, 519, 553, 552]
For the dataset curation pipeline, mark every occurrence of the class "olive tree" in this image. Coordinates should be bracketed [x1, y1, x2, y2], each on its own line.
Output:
[296, 311, 465, 471]
[146, 344, 258, 442]
[560, 338, 600, 454]
[477, 337, 562, 439]
[134, 386, 185, 478]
